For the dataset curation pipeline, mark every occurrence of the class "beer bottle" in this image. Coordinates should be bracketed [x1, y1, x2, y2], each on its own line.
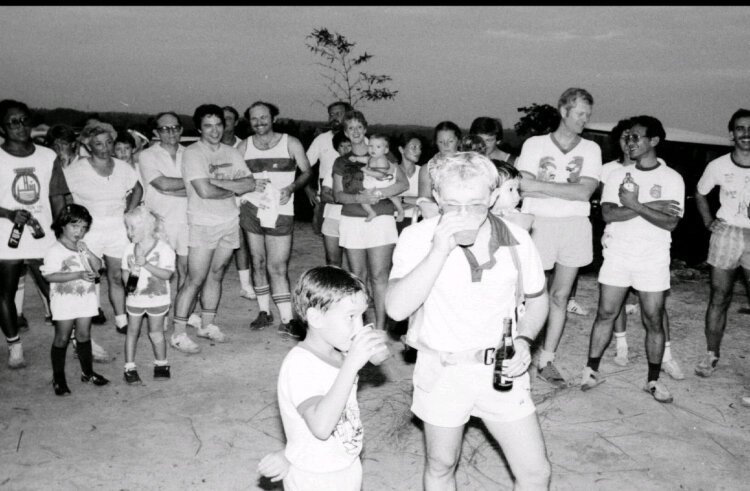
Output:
[493, 317, 515, 392]
[622, 172, 636, 192]
[28, 217, 46, 239]
[7, 221, 24, 248]
[126, 258, 141, 295]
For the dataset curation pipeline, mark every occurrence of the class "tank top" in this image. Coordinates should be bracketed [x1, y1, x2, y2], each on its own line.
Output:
[242, 133, 296, 216]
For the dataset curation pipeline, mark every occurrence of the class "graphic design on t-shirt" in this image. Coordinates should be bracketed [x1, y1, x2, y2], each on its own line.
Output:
[333, 399, 363, 455]
[650, 184, 662, 199]
[537, 157, 557, 181]
[53, 256, 96, 297]
[12, 167, 41, 205]
[566, 157, 583, 183]
[208, 162, 234, 179]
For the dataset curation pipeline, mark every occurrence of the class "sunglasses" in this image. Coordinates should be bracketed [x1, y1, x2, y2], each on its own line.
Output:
[157, 125, 182, 133]
[5, 116, 31, 128]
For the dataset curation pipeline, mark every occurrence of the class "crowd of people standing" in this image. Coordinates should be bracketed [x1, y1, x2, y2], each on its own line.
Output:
[1, 91, 749, 489]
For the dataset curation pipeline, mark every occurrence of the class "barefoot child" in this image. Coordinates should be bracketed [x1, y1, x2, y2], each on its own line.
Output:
[259, 265, 387, 489]
[42, 204, 110, 396]
[352, 134, 404, 222]
[491, 160, 534, 232]
[121, 206, 175, 385]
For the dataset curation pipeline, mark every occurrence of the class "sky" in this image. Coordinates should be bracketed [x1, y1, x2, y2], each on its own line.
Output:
[1, 6, 748, 137]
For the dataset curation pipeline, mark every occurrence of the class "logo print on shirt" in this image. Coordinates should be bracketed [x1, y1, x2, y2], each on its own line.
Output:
[537, 157, 557, 182]
[650, 184, 662, 199]
[566, 157, 583, 183]
[12, 168, 41, 205]
[208, 162, 233, 179]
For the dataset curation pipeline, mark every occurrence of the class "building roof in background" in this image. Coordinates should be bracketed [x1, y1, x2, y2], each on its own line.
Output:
[586, 122, 731, 147]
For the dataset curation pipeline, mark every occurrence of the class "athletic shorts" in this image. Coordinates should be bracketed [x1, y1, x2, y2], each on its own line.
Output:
[162, 219, 189, 257]
[707, 224, 750, 270]
[411, 350, 535, 427]
[188, 217, 240, 250]
[321, 218, 340, 238]
[283, 457, 362, 491]
[339, 215, 398, 250]
[531, 216, 592, 270]
[85, 217, 130, 259]
[598, 251, 670, 292]
[125, 304, 170, 317]
[239, 202, 294, 236]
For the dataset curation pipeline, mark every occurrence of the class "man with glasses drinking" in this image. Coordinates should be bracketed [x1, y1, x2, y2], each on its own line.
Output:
[516, 88, 602, 387]
[580, 116, 684, 403]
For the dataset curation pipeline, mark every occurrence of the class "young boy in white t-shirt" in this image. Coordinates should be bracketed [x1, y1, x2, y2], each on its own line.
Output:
[260, 266, 387, 490]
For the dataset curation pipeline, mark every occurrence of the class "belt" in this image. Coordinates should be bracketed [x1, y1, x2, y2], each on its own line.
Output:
[418, 344, 496, 366]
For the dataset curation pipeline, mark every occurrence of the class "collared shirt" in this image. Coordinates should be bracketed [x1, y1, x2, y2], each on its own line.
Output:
[390, 214, 545, 352]
[138, 144, 187, 224]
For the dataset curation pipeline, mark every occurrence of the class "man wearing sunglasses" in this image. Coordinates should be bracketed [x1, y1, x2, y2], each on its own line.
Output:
[582, 116, 684, 403]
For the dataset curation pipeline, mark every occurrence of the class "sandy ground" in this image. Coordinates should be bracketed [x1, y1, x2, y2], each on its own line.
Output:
[1, 222, 749, 490]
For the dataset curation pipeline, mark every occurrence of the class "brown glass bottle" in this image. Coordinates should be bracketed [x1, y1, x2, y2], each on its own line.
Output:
[493, 317, 514, 392]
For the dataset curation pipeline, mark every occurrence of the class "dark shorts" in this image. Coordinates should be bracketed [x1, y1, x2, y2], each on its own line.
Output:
[239, 202, 294, 236]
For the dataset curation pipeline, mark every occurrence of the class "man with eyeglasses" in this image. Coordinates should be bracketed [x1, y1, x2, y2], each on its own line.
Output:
[581, 116, 684, 403]
[694, 109, 750, 407]
[516, 88, 602, 387]
[137, 112, 190, 314]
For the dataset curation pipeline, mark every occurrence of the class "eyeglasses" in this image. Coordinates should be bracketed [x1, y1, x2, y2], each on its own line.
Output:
[626, 133, 650, 144]
[440, 203, 489, 215]
[157, 125, 182, 133]
[5, 116, 31, 128]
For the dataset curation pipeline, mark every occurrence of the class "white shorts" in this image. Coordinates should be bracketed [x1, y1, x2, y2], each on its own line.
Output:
[411, 350, 535, 427]
[321, 218, 340, 238]
[339, 215, 398, 250]
[162, 219, 189, 257]
[598, 251, 670, 292]
[531, 216, 592, 270]
[85, 217, 129, 259]
[283, 457, 362, 491]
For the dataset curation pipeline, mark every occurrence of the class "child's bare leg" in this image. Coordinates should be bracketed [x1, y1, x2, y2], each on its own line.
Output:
[125, 314, 143, 365]
[391, 197, 404, 222]
[147, 314, 168, 362]
[362, 203, 377, 222]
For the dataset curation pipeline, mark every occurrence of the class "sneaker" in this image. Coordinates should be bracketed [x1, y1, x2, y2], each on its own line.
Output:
[240, 288, 257, 300]
[170, 332, 201, 354]
[643, 380, 673, 403]
[187, 313, 202, 329]
[123, 369, 142, 385]
[695, 353, 718, 378]
[196, 324, 227, 343]
[81, 371, 109, 386]
[8, 343, 26, 369]
[566, 298, 588, 316]
[277, 321, 301, 340]
[613, 345, 629, 367]
[625, 303, 639, 315]
[115, 324, 127, 335]
[661, 358, 685, 380]
[92, 308, 106, 325]
[17, 314, 29, 332]
[53, 380, 71, 396]
[153, 365, 171, 380]
[580, 366, 605, 391]
[538, 362, 566, 388]
[91, 338, 111, 363]
[250, 311, 274, 330]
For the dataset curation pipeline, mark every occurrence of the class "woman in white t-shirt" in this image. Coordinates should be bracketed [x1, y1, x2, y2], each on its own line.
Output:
[395, 132, 423, 234]
[64, 122, 142, 335]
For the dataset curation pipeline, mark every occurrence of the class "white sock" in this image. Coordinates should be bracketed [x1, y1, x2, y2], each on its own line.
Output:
[187, 313, 202, 328]
[539, 349, 555, 367]
[14, 276, 25, 315]
[95, 283, 101, 308]
[124, 362, 136, 371]
[278, 302, 293, 324]
[154, 359, 168, 366]
[115, 314, 128, 328]
[615, 331, 628, 349]
[238, 269, 251, 291]
[662, 341, 672, 363]
[258, 294, 271, 314]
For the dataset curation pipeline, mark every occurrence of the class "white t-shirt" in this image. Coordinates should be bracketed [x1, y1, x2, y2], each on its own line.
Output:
[64, 158, 138, 220]
[0, 145, 56, 259]
[138, 144, 188, 225]
[41, 241, 98, 320]
[278, 346, 363, 473]
[696, 153, 750, 229]
[401, 165, 420, 219]
[121, 240, 175, 308]
[601, 161, 684, 259]
[389, 215, 546, 352]
[516, 134, 602, 218]
[182, 141, 249, 226]
[600, 160, 633, 185]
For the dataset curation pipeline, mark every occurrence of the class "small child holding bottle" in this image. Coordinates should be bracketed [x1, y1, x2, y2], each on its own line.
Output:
[121, 205, 175, 385]
[42, 204, 110, 396]
[258, 265, 387, 490]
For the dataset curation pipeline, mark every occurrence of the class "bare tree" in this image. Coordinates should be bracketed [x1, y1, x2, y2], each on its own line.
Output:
[306, 27, 398, 108]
